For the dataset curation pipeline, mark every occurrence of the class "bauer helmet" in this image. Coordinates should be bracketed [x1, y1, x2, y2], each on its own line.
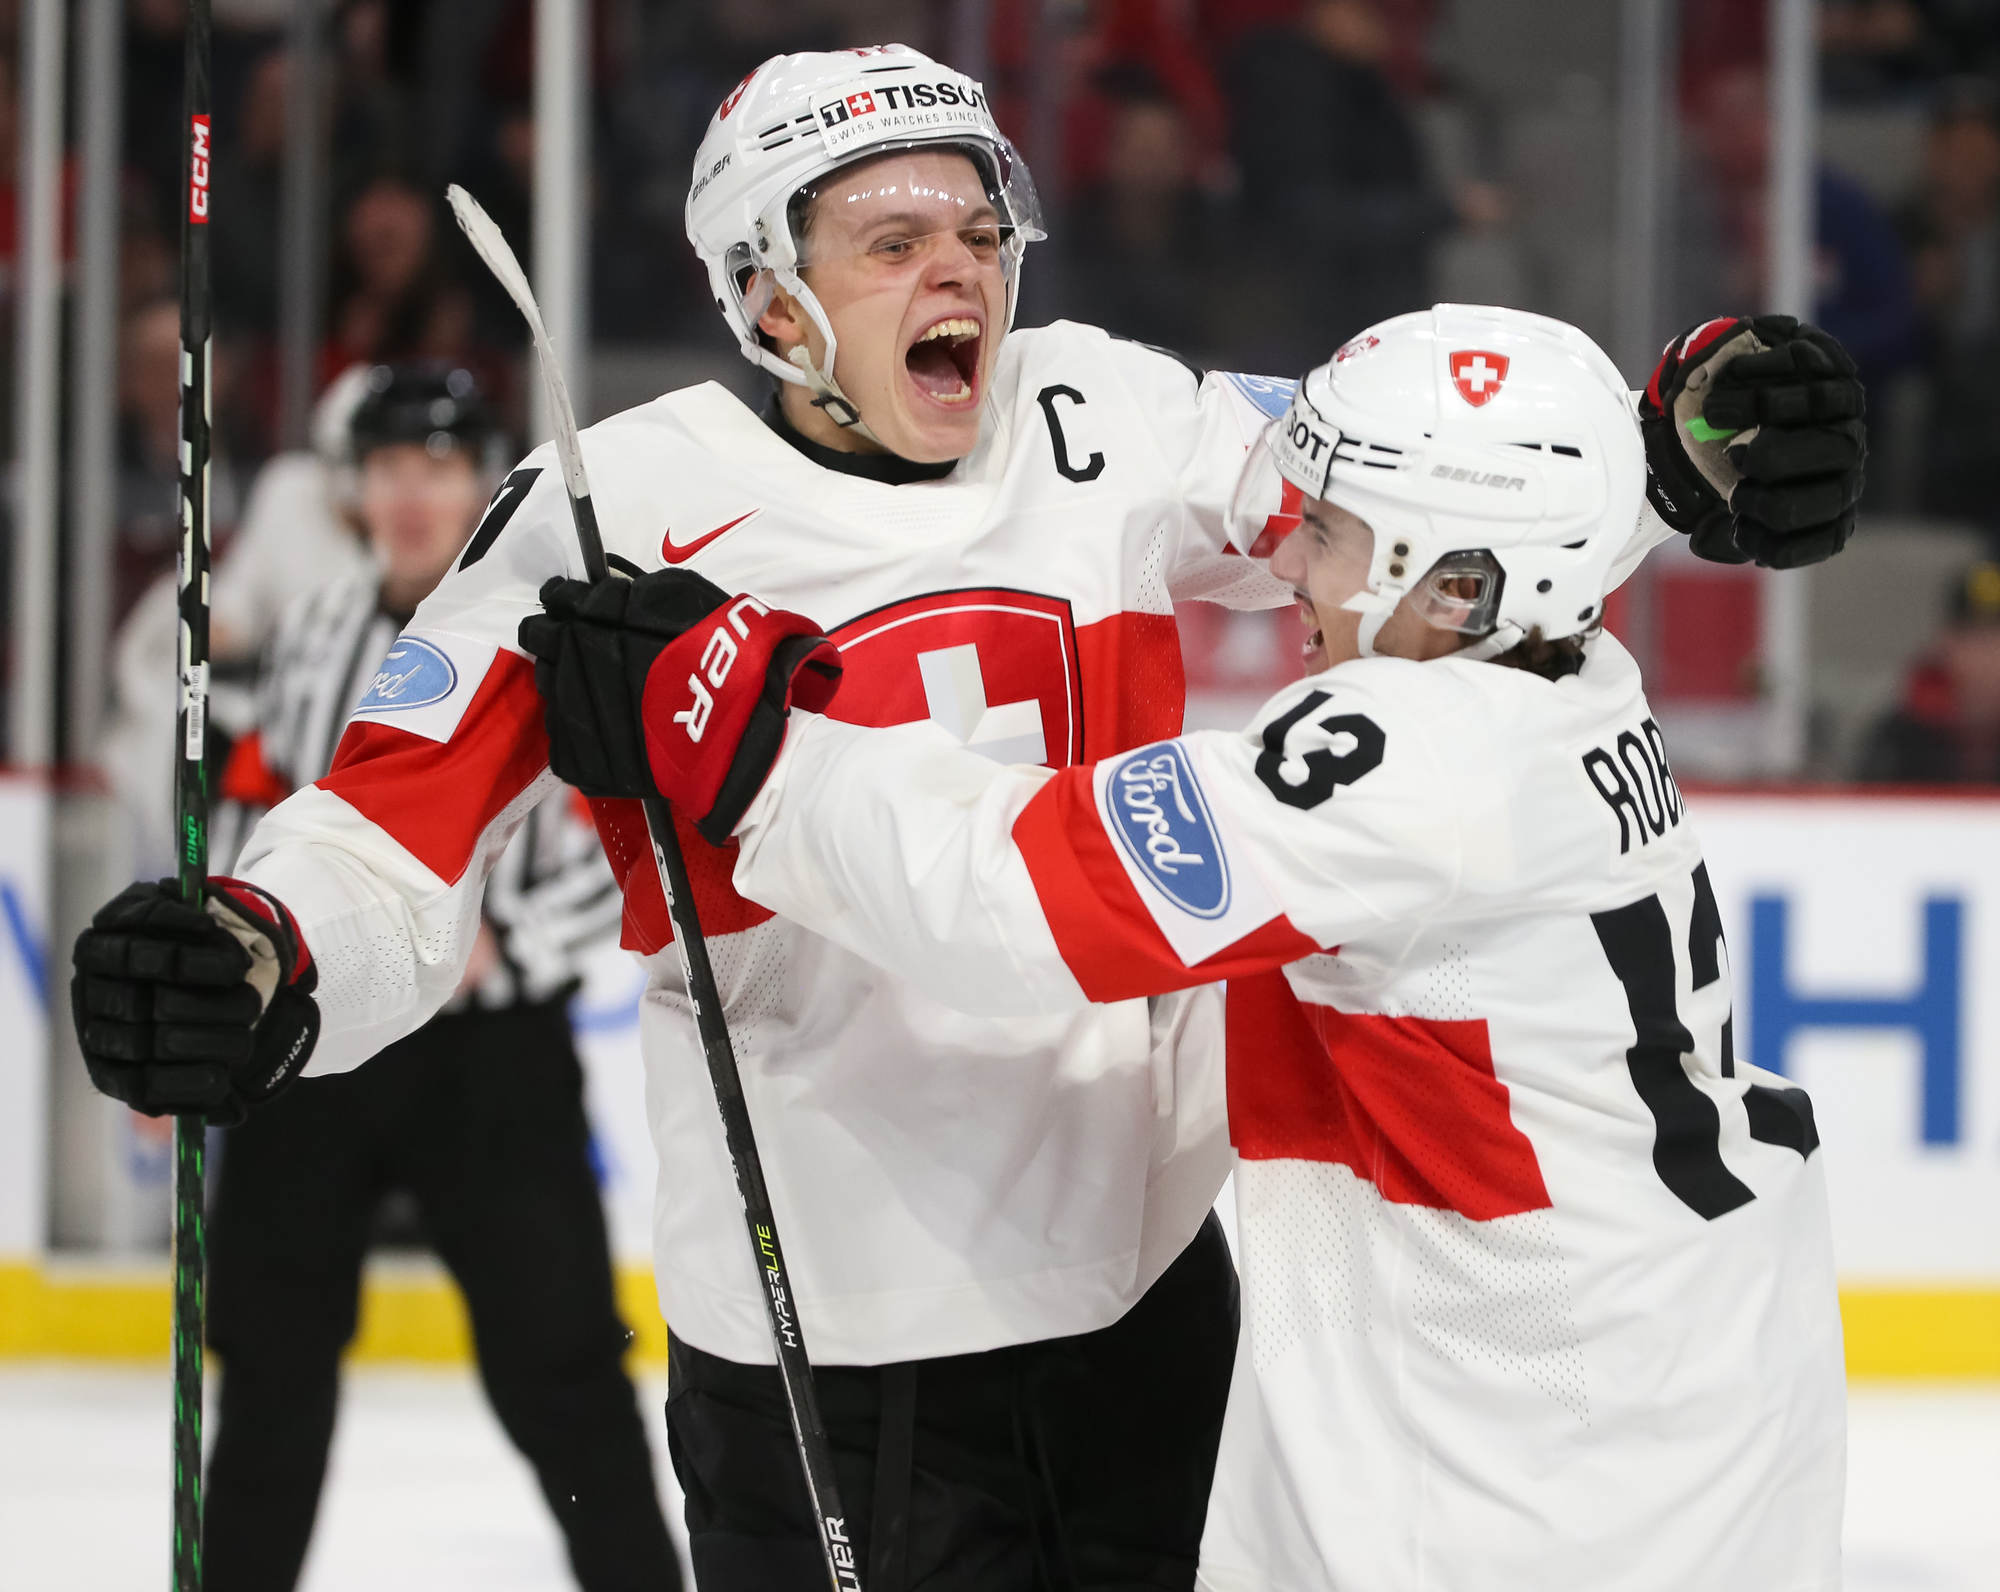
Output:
[1230, 304, 1646, 659]
[685, 44, 1044, 436]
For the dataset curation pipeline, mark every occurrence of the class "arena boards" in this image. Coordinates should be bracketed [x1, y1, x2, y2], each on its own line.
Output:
[5, 786, 1998, 1377]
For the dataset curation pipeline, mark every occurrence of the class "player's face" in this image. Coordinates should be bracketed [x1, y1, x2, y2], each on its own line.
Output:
[357, 443, 487, 607]
[1272, 500, 1372, 671]
[767, 150, 1008, 462]
[1271, 498, 1469, 670]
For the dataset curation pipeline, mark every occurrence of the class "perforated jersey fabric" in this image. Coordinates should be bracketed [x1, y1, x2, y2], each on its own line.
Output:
[238, 320, 1295, 1365]
[732, 632, 1845, 1589]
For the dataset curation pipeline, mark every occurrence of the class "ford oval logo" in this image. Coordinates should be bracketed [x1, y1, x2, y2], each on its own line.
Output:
[1107, 742, 1230, 919]
[1220, 371, 1298, 419]
[357, 636, 457, 712]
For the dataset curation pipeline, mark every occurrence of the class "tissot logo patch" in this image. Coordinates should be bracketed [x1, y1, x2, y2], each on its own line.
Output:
[1106, 742, 1230, 919]
[357, 638, 457, 711]
[813, 78, 992, 156]
[1449, 350, 1509, 407]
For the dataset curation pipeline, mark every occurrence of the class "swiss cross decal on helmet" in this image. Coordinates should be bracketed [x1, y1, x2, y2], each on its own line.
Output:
[1449, 350, 1510, 407]
[684, 44, 1044, 440]
[1228, 303, 1646, 659]
[822, 90, 878, 123]
[716, 70, 755, 121]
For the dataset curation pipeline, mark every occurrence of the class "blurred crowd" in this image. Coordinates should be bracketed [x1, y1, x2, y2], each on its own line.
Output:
[1, 0, 1999, 780]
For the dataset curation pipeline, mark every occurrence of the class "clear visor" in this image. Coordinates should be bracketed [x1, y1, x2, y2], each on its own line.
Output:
[1226, 424, 1310, 559]
[787, 141, 1045, 274]
[1227, 425, 1506, 637]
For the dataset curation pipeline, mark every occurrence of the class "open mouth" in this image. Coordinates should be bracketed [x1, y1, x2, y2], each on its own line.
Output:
[904, 315, 983, 407]
[1295, 594, 1324, 663]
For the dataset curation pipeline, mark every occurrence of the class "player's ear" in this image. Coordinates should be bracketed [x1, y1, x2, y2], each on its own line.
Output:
[756, 279, 808, 356]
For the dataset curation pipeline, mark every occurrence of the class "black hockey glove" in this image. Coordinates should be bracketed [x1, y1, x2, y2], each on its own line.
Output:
[519, 568, 842, 842]
[1640, 314, 1866, 570]
[71, 878, 319, 1126]
[518, 566, 740, 800]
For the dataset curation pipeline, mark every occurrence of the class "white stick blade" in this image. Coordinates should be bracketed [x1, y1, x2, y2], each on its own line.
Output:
[446, 183, 547, 341]
[444, 183, 592, 510]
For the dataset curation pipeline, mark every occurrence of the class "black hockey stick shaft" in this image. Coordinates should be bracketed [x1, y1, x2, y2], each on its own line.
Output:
[444, 186, 861, 1592]
[171, 0, 215, 1586]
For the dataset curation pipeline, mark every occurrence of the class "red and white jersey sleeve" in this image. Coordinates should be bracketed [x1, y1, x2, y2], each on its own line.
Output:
[234, 453, 580, 1072]
[734, 662, 1461, 1016]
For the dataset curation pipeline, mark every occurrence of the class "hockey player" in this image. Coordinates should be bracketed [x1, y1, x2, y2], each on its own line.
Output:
[561, 305, 1847, 1591]
[197, 365, 679, 1592]
[69, 43, 1861, 1589]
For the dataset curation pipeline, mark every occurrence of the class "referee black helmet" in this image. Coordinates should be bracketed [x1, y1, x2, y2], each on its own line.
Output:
[349, 362, 498, 465]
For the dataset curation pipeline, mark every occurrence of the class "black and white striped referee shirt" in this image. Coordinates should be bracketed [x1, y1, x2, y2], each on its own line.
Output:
[217, 572, 622, 1012]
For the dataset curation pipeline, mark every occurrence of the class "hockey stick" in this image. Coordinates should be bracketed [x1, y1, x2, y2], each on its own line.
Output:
[171, 1, 215, 1586]
[446, 184, 863, 1592]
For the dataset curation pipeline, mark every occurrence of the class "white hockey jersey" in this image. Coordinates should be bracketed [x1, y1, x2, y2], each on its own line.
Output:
[216, 573, 622, 1012]
[236, 320, 1297, 1365]
[730, 632, 1846, 1590]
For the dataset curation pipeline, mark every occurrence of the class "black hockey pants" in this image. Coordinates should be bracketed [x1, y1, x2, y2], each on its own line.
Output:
[665, 1211, 1238, 1592]
[204, 998, 680, 1592]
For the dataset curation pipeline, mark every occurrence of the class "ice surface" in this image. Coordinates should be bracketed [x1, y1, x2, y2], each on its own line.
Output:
[0, 1364, 1993, 1589]
[0, 1364, 689, 1590]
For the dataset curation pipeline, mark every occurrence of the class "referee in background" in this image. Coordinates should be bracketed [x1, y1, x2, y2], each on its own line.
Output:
[203, 364, 680, 1592]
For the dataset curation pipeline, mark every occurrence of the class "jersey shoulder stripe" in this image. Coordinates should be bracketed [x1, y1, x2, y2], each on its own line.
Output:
[1010, 762, 1318, 1003]
[320, 648, 548, 888]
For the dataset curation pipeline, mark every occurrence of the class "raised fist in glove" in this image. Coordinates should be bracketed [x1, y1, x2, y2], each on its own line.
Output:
[1641, 313, 1866, 569]
[71, 878, 319, 1125]
[519, 568, 842, 844]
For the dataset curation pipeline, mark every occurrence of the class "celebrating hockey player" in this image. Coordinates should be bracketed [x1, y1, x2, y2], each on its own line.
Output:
[559, 305, 1847, 1591]
[194, 366, 679, 1592]
[70, 41, 1862, 1589]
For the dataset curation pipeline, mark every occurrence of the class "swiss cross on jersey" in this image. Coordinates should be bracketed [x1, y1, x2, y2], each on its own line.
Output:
[827, 588, 1084, 768]
[1450, 350, 1509, 408]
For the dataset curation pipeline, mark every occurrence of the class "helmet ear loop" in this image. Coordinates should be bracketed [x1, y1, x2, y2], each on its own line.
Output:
[999, 233, 1028, 336]
[738, 269, 808, 389]
[1342, 588, 1401, 659]
[1458, 621, 1525, 662]
[1345, 524, 1411, 659]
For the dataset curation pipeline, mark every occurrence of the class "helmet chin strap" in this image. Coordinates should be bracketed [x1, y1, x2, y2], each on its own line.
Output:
[785, 345, 882, 447]
[773, 270, 885, 448]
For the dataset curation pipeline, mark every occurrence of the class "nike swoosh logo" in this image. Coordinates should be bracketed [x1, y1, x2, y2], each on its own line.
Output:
[661, 510, 759, 565]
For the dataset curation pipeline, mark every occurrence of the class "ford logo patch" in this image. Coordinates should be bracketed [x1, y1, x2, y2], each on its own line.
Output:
[357, 637, 457, 712]
[1107, 743, 1230, 919]
[1220, 371, 1298, 419]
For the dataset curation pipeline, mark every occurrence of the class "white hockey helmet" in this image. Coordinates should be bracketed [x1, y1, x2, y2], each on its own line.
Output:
[1231, 304, 1645, 659]
[685, 44, 1044, 436]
